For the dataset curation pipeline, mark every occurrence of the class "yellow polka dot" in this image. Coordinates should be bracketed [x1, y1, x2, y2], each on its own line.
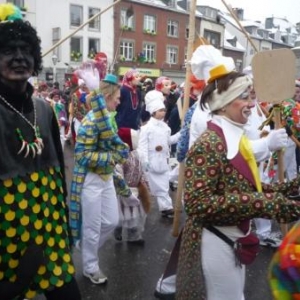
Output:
[50, 252, 58, 261]
[8, 258, 18, 268]
[53, 211, 59, 220]
[4, 193, 14, 204]
[7, 243, 17, 254]
[42, 192, 49, 201]
[51, 196, 58, 205]
[6, 227, 16, 238]
[32, 187, 40, 197]
[45, 223, 52, 232]
[50, 181, 56, 190]
[47, 237, 55, 247]
[32, 204, 41, 214]
[20, 215, 30, 226]
[55, 225, 63, 234]
[35, 235, 44, 245]
[38, 265, 46, 275]
[5, 210, 15, 221]
[18, 199, 28, 209]
[34, 220, 42, 230]
[49, 167, 54, 174]
[68, 264, 75, 274]
[57, 279, 64, 287]
[53, 265, 62, 276]
[40, 279, 50, 289]
[17, 182, 27, 193]
[3, 179, 13, 187]
[25, 289, 37, 299]
[30, 172, 39, 182]
[59, 239, 66, 249]
[41, 177, 48, 185]
[44, 207, 50, 217]
[0, 271, 3, 280]
[63, 253, 71, 263]
[62, 215, 67, 222]
[21, 231, 30, 242]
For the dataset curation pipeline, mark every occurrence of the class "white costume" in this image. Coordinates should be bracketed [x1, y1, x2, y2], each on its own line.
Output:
[138, 90, 179, 212]
[138, 117, 179, 211]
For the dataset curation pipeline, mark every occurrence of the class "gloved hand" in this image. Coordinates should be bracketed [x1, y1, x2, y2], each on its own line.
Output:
[266, 128, 288, 152]
[123, 193, 140, 207]
[75, 63, 100, 91]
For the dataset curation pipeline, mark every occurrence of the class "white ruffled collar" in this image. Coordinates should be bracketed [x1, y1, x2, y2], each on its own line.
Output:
[211, 115, 245, 159]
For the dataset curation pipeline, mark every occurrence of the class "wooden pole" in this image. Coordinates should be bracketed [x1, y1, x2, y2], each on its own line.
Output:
[172, 0, 197, 237]
[220, 0, 259, 53]
[42, 0, 122, 57]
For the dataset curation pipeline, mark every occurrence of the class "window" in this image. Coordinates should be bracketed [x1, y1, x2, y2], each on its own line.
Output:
[185, 26, 189, 39]
[144, 15, 156, 33]
[88, 38, 100, 59]
[120, 8, 134, 30]
[7, 0, 24, 7]
[166, 46, 178, 64]
[143, 43, 156, 62]
[167, 20, 179, 38]
[204, 30, 221, 48]
[70, 37, 82, 62]
[70, 5, 83, 27]
[120, 40, 134, 61]
[88, 7, 100, 31]
[52, 27, 61, 62]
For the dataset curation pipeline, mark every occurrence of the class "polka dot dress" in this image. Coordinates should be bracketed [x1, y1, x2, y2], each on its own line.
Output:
[0, 167, 75, 299]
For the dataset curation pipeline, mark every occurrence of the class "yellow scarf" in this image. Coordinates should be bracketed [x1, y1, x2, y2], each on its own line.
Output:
[239, 135, 262, 192]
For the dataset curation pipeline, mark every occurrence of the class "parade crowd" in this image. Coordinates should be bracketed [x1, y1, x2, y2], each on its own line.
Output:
[2, 3, 300, 300]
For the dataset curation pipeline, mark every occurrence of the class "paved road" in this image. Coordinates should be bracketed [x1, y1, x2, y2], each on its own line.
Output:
[34, 142, 276, 300]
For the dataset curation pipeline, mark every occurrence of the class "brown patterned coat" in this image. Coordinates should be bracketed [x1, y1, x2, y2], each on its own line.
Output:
[176, 122, 300, 299]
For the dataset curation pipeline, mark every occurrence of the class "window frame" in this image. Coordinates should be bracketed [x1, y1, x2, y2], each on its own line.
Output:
[120, 39, 135, 61]
[143, 14, 157, 33]
[167, 20, 179, 38]
[88, 7, 101, 31]
[166, 45, 178, 65]
[70, 4, 83, 27]
[143, 42, 156, 62]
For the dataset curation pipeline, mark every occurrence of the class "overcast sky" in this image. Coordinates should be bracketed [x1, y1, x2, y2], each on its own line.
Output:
[197, 0, 300, 25]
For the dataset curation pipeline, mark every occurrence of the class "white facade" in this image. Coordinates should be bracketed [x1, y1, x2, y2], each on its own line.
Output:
[1, 0, 115, 82]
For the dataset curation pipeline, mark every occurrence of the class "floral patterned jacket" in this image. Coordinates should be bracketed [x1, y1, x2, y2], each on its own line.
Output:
[176, 121, 300, 299]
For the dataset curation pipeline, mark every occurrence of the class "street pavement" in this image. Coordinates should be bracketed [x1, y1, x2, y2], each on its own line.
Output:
[33, 142, 277, 300]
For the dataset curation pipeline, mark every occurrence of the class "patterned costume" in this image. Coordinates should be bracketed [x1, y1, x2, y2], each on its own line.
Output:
[69, 92, 129, 243]
[176, 121, 300, 299]
[0, 84, 75, 299]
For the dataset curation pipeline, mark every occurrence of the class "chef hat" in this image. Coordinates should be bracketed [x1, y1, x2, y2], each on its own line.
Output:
[118, 127, 139, 150]
[145, 90, 165, 114]
[191, 45, 235, 82]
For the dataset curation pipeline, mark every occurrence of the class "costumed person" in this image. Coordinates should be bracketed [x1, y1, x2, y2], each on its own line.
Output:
[243, 66, 282, 249]
[154, 76, 175, 123]
[269, 220, 300, 299]
[0, 4, 81, 299]
[114, 127, 151, 245]
[155, 45, 290, 300]
[67, 75, 91, 142]
[47, 89, 68, 150]
[176, 64, 300, 300]
[137, 90, 180, 219]
[69, 70, 130, 285]
[116, 69, 142, 130]
[168, 74, 206, 183]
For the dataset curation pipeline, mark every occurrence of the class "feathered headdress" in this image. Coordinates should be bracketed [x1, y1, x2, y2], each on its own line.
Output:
[0, 3, 22, 22]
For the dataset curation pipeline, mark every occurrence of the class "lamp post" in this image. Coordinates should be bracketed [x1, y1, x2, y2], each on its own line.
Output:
[51, 54, 58, 82]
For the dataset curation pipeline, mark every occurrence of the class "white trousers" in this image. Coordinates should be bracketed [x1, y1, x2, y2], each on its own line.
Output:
[254, 218, 272, 237]
[81, 172, 119, 274]
[202, 228, 245, 300]
[156, 275, 176, 294]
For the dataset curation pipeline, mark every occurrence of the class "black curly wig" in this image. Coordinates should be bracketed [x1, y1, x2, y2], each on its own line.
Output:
[0, 20, 43, 75]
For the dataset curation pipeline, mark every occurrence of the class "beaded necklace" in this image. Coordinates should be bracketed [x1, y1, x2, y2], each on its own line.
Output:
[0, 94, 44, 158]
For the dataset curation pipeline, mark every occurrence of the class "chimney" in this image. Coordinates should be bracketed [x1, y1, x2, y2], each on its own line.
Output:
[232, 8, 244, 21]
